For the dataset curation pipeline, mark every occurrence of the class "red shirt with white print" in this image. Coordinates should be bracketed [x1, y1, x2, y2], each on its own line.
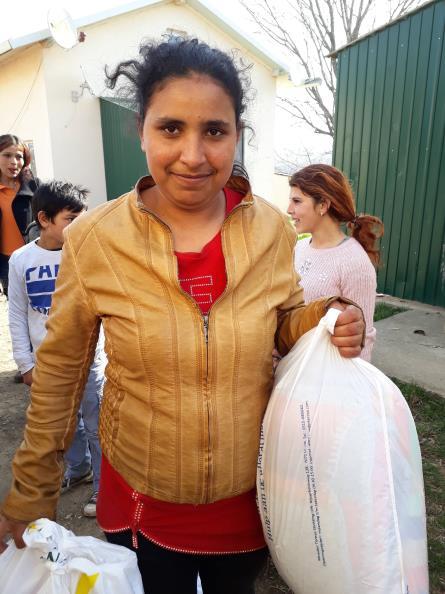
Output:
[96, 187, 266, 553]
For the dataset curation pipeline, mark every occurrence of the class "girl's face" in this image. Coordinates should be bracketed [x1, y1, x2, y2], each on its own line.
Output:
[140, 74, 239, 211]
[287, 186, 322, 233]
[0, 144, 25, 184]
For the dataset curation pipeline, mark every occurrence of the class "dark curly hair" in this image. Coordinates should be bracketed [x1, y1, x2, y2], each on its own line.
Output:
[290, 164, 384, 267]
[105, 36, 251, 130]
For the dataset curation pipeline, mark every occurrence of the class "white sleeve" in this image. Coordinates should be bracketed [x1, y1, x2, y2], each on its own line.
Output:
[8, 255, 35, 374]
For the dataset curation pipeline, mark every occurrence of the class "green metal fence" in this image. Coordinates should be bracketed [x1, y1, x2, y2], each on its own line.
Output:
[99, 98, 148, 200]
[333, 0, 445, 306]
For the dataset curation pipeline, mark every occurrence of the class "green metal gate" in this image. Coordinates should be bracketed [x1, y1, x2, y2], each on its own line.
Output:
[333, 0, 445, 306]
[99, 98, 148, 200]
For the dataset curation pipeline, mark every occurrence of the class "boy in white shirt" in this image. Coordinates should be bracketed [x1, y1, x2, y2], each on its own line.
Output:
[8, 181, 105, 517]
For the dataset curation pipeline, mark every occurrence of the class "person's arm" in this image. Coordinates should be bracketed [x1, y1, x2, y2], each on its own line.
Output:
[275, 270, 325, 354]
[7, 254, 35, 375]
[1, 230, 100, 526]
[275, 270, 360, 355]
[276, 223, 364, 357]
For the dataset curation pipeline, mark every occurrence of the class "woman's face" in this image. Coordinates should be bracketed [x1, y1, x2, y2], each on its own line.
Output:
[140, 74, 239, 211]
[0, 144, 25, 184]
[287, 186, 321, 233]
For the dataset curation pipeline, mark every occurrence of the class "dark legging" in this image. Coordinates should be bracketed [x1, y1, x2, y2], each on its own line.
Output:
[105, 530, 268, 594]
[0, 254, 9, 298]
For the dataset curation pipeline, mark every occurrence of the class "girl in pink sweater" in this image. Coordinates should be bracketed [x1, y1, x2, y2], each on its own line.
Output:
[287, 164, 384, 361]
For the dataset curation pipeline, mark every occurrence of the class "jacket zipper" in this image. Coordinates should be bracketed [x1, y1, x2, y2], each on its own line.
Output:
[202, 314, 209, 344]
[191, 204, 247, 502]
[139, 204, 214, 501]
[202, 313, 211, 501]
[137, 197, 250, 503]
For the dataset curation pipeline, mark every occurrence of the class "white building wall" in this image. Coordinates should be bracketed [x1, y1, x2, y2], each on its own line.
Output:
[271, 172, 290, 213]
[1, 3, 280, 207]
[63, 2, 279, 201]
[0, 45, 54, 180]
[42, 43, 107, 207]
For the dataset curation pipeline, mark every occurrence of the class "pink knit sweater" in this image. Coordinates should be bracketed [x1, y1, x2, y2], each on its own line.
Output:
[294, 237, 377, 361]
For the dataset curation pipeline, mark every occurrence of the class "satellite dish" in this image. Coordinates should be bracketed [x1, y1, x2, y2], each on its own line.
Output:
[47, 6, 78, 49]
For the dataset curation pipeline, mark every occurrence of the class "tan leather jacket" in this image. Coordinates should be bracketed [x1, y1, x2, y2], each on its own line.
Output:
[2, 176, 332, 522]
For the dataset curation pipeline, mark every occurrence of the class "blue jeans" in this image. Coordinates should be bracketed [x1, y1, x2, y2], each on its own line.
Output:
[64, 336, 106, 492]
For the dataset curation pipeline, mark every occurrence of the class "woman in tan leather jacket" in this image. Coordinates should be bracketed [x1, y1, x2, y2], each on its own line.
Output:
[0, 37, 364, 594]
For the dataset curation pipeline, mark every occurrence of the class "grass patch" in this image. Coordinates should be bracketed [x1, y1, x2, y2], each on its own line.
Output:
[374, 301, 408, 322]
[393, 380, 445, 594]
[256, 381, 444, 594]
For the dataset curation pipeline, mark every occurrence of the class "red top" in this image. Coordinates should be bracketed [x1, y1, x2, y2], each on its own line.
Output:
[97, 187, 266, 553]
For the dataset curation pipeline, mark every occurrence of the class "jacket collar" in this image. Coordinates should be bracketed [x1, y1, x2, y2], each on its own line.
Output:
[132, 174, 255, 214]
[17, 177, 37, 197]
[0, 179, 34, 198]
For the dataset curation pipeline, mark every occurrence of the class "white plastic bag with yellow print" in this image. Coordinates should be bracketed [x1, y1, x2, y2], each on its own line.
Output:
[257, 309, 428, 594]
[0, 518, 143, 594]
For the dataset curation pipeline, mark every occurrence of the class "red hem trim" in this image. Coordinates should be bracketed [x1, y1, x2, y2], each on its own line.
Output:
[99, 523, 266, 556]
[137, 528, 267, 555]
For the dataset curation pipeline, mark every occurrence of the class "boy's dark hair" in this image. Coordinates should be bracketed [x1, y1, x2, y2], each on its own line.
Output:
[32, 180, 89, 229]
[105, 36, 251, 129]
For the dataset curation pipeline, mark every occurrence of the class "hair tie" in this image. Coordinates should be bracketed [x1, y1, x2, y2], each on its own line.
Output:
[351, 216, 358, 225]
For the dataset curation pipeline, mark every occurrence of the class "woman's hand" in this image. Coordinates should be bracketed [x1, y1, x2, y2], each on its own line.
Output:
[21, 369, 33, 387]
[272, 348, 282, 371]
[0, 514, 28, 553]
[329, 302, 364, 358]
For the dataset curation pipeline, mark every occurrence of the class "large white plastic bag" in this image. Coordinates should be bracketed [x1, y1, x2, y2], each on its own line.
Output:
[0, 518, 143, 594]
[257, 309, 428, 594]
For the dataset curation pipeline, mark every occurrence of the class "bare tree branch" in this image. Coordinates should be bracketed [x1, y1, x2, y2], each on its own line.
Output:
[351, 1, 374, 40]
[275, 145, 328, 172]
[389, 0, 422, 20]
[241, 0, 423, 138]
[278, 97, 333, 135]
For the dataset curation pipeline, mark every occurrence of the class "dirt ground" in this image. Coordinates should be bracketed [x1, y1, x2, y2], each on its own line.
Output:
[0, 294, 288, 592]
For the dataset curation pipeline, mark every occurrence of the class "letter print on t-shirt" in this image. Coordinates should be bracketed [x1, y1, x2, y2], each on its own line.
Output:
[25, 262, 60, 315]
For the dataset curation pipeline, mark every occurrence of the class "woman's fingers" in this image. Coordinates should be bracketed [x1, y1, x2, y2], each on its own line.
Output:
[11, 522, 27, 549]
[0, 514, 27, 552]
[332, 320, 364, 337]
[0, 514, 9, 553]
[330, 304, 364, 357]
[331, 341, 362, 358]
